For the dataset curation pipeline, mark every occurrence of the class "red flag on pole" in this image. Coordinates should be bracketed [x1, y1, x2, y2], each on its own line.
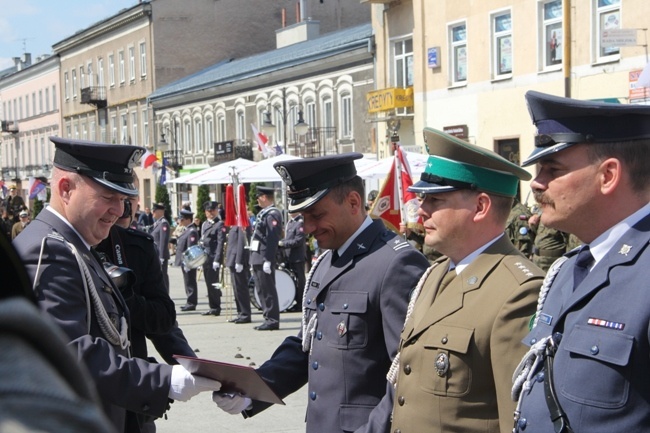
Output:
[224, 184, 237, 227]
[237, 184, 250, 228]
[369, 143, 422, 233]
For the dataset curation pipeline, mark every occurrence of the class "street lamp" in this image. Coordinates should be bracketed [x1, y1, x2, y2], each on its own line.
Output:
[158, 119, 183, 171]
[262, 88, 309, 154]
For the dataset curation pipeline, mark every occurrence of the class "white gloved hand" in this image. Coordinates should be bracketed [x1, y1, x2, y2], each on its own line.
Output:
[235, 263, 244, 273]
[212, 392, 252, 414]
[212, 261, 220, 271]
[278, 240, 285, 247]
[263, 261, 272, 274]
[160, 258, 165, 265]
[169, 365, 222, 402]
[182, 265, 190, 273]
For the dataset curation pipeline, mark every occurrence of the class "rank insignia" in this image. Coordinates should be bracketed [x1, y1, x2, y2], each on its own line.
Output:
[618, 244, 632, 256]
[434, 353, 449, 377]
[337, 321, 347, 337]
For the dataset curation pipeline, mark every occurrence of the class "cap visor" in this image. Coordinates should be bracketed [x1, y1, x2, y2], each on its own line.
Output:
[287, 189, 330, 213]
[522, 142, 575, 167]
[91, 178, 139, 196]
[407, 179, 458, 195]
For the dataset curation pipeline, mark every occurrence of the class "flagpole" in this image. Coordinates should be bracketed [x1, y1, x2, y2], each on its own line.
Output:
[393, 141, 407, 228]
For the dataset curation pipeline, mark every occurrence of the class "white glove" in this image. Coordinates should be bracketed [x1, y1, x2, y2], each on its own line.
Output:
[169, 365, 222, 402]
[263, 261, 272, 274]
[160, 258, 164, 265]
[212, 392, 252, 414]
[235, 263, 244, 273]
[182, 265, 190, 273]
[278, 240, 285, 247]
[212, 261, 220, 271]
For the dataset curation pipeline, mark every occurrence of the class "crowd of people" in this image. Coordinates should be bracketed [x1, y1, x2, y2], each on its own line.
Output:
[4, 90, 650, 433]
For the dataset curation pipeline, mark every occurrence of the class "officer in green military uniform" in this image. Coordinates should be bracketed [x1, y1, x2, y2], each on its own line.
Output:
[506, 199, 534, 257]
[528, 210, 570, 272]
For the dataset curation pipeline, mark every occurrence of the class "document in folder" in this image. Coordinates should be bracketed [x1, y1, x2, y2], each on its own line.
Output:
[173, 355, 285, 405]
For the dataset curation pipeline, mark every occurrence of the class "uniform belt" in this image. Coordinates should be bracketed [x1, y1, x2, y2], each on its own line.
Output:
[544, 339, 574, 433]
[533, 247, 565, 258]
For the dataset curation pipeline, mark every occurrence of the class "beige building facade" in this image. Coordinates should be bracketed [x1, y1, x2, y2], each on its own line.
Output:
[367, 0, 649, 199]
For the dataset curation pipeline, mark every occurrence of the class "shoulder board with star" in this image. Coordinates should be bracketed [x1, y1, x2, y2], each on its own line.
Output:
[503, 256, 545, 284]
[381, 230, 412, 252]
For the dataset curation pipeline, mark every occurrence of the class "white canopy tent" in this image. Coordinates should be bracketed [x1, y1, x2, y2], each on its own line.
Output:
[355, 151, 429, 180]
[198, 154, 302, 185]
[165, 157, 257, 185]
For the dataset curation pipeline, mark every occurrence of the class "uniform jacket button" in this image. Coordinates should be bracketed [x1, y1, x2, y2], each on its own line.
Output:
[312, 361, 319, 370]
[590, 345, 599, 355]
[310, 391, 317, 401]
[517, 417, 527, 430]
[398, 396, 405, 406]
[403, 364, 411, 375]
[316, 331, 323, 340]
[318, 303, 325, 311]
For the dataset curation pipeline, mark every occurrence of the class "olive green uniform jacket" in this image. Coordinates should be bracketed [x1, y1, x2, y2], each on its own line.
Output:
[391, 236, 544, 433]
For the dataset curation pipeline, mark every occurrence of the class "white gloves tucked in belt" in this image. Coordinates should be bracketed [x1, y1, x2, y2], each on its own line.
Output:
[263, 261, 272, 274]
[212, 392, 252, 414]
[169, 365, 222, 402]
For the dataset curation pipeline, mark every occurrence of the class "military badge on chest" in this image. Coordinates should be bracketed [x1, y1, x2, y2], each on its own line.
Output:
[337, 320, 347, 337]
[434, 352, 449, 377]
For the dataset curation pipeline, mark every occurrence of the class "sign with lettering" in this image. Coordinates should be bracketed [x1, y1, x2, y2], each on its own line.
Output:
[366, 87, 414, 114]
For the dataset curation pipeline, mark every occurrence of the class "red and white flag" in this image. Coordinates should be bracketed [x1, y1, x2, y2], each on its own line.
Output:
[251, 123, 274, 158]
[141, 149, 158, 169]
[224, 183, 250, 228]
[369, 143, 422, 233]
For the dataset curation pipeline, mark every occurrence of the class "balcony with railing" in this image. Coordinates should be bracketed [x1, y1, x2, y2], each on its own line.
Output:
[80, 86, 107, 109]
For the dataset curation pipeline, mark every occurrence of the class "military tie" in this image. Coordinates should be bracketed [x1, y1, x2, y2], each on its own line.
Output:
[331, 250, 340, 264]
[573, 246, 594, 290]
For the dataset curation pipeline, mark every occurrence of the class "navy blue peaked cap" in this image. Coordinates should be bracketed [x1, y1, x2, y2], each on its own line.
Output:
[522, 91, 650, 166]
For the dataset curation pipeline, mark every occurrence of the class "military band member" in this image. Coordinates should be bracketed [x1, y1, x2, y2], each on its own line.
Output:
[511, 92, 650, 433]
[201, 201, 227, 316]
[212, 153, 430, 433]
[151, 203, 171, 291]
[174, 209, 200, 311]
[387, 127, 544, 433]
[278, 212, 306, 312]
[249, 186, 283, 330]
[225, 225, 253, 324]
[12, 137, 220, 433]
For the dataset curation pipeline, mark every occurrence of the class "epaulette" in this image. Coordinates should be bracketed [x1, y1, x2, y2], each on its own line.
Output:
[503, 255, 546, 284]
[126, 227, 154, 242]
[381, 230, 412, 253]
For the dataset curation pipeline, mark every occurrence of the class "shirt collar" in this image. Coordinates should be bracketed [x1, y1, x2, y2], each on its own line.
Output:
[45, 207, 92, 250]
[336, 216, 373, 258]
[453, 233, 504, 275]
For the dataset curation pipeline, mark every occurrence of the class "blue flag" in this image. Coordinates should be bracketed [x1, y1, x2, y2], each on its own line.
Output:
[159, 158, 167, 185]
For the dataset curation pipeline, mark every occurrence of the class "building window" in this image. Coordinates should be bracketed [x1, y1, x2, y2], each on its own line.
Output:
[540, 0, 563, 69]
[111, 115, 117, 143]
[87, 63, 94, 87]
[206, 116, 214, 151]
[98, 58, 105, 87]
[184, 121, 192, 153]
[39, 90, 43, 114]
[449, 22, 467, 84]
[108, 55, 115, 86]
[492, 11, 513, 77]
[82, 123, 88, 140]
[128, 47, 135, 82]
[305, 100, 316, 129]
[45, 88, 50, 112]
[118, 51, 125, 84]
[131, 112, 138, 146]
[139, 42, 147, 77]
[595, 0, 621, 60]
[236, 111, 245, 145]
[64, 72, 70, 100]
[121, 114, 128, 143]
[90, 121, 96, 141]
[142, 109, 149, 147]
[32, 92, 36, 115]
[217, 115, 226, 142]
[340, 93, 352, 138]
[25, 95, 30, 118]
[72, 70, 77, 98]
[194, 118, 203, 153]
[394, 38, 414, 88]
[52, 86, 57, 111]
[80, 66, 86, 89]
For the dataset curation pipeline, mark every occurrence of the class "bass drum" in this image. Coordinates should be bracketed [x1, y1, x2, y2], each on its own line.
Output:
[182, 245, 207, 269]
[248, 268, 296, 312]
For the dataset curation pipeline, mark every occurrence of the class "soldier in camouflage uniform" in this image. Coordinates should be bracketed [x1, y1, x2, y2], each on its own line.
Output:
[506, 199, 534, 257]
[528, 211, 570, 272]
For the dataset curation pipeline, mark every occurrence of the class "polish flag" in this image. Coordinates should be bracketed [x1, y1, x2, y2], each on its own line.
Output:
[141, 149, 158, 169]
[251, 123, 273, 158]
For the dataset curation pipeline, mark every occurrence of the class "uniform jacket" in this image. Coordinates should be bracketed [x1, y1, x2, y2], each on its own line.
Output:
[250, 206, 282, 265]
[96, 225, 176, 360]
[201, 218, 227, 264]
[151, 217, 170, 260]
[516, 212, 650, 433]
[391, 235, 544, 433]
[247, 218, 430, 433]
[225, 226, 250, 268]
[174, 223, 199, 267]
[12, 209, 172, 433]
[281, 215, 306, 264]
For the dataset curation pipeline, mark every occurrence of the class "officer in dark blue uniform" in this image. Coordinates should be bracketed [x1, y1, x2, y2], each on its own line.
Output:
[175, 209, 200, 311]
[201, 201, 227, 316]
[151, 203, 170, 292]
[278, 212, 306, 312]
[250, 186, 283, 330]
[212, 153, 430, 433]
[512, 91, 650, 433]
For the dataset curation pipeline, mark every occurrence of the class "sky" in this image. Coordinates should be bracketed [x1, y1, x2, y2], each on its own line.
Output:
[0, 0, 139, 70]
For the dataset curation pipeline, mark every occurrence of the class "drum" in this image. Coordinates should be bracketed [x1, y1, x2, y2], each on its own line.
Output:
[248, 268, 296, 312]
[182, 245, 207, 269]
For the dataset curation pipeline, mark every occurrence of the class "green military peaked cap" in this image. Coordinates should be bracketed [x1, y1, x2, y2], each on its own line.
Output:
[408, 127, 531, 198]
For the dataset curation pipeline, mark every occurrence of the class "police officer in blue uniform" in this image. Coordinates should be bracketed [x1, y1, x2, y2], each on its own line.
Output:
[175, 209, 200, 311]
[151, 203, 171, 292]
[212, 153, 430, 433]
[278, 212, 306, 312]
[511, 91, 650, 433]
[201, 201, 227, 316]
[12, 137, 221, 433]
[250, 186, 283, 330]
